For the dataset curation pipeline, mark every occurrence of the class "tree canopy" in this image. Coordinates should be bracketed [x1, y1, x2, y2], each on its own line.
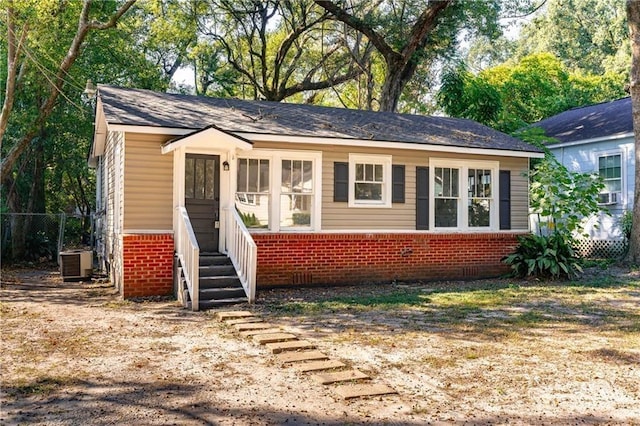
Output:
[1, 0, 636, 244]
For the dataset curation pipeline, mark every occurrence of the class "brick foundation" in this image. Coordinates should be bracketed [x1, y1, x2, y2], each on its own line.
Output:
[122, 234, 174, 298]
[252, 232, 523, 286]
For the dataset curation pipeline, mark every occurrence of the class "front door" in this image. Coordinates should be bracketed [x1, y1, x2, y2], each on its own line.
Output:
[184, 154, 220, 253]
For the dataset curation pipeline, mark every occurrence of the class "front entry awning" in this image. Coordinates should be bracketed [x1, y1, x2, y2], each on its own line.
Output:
[161, 124, 253, 154]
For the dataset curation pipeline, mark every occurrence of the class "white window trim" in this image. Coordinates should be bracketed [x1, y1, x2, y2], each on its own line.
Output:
[348, 153, 392, 208]
[429, 158, 499, 231]
[594, 149, 624, 206]
[236, 149, 322, 232]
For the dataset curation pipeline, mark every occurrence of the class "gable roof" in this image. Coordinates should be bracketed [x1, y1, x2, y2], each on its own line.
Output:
[532, 97, 632, 144]
[97, 85, 542, 155]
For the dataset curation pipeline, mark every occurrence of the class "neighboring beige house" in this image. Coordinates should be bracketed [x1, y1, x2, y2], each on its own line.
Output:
[90, 85, 544, 310]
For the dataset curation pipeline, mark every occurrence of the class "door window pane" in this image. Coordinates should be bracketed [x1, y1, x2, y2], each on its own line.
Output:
[195, 158, 205, 199]
[205, 159, 215, 200]
[185, 157, 195, 198]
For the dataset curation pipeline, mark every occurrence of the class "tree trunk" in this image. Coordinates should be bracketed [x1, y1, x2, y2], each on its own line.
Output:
[0, 0, 137, 182]
[314, 0, 452, 112]
[626, 0, 640, 263]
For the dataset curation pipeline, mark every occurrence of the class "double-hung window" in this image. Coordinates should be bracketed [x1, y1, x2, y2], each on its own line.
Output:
[431, 159, 498, 230]
[236, 151, 321, 231]
[280, 159, 313, 228]
[348, 154, 392, 207]
[468, 168, 492, 227]
[597, 153, 622, 205]
[236, 158, 270, 228]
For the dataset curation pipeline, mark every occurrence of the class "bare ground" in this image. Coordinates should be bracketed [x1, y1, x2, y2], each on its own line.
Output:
[1, 266, 639, 425]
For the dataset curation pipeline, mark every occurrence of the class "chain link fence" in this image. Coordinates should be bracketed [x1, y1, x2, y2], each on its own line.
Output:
[1, 213, 93, 265]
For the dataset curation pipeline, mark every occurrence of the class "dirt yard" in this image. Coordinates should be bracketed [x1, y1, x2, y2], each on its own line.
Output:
[1, 266, 639, 425]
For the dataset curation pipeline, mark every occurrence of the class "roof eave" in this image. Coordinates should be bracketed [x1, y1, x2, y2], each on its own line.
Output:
[235, 132, 545, 158]
[546, 132, 635, 149]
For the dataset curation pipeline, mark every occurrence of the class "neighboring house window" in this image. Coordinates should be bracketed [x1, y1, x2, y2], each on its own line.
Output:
[348, 154, 392, 208]
[598, 154, 622, 204]
[431, 159, 498, 230]
[236, 158, 270, 228]
[236, 151, 321, 231]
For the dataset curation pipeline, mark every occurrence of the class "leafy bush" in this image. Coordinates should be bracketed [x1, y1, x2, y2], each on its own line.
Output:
[502, 234, 583, 279]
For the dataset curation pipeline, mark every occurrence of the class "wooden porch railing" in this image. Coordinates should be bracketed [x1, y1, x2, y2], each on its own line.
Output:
[224, 207, 257, 303]
[176, 207, 200, 311]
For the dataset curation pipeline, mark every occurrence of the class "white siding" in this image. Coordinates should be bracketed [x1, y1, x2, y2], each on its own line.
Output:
[101, 130, 125, 292]
[550, 136, 635, 240]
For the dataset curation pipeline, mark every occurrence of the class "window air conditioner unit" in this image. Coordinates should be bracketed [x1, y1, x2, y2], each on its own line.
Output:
[59, 250, 93, 281]
[597, 192, 620, 206]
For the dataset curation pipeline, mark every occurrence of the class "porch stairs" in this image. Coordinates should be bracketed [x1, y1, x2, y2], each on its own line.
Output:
[182, 253, 247, 310]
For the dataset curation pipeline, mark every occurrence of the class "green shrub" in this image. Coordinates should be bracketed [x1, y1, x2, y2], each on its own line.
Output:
[502, 233, 583, 279]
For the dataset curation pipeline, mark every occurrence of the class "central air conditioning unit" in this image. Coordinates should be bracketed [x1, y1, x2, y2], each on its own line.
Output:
[59, 250, 93, 281]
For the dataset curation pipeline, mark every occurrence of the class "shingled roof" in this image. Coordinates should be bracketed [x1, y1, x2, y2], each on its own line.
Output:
[98, 85, 542, 154]
[532, 97, 632, 144]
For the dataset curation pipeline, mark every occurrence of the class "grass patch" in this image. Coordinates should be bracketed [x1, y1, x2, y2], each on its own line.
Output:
[266, 277, 639, 334]
[270, 291, 431, 314]
[7, 376, 82, 396]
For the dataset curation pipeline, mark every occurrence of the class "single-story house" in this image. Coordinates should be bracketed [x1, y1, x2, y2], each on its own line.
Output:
[89, 85, 544, 309]
[532, 97, 636, 257]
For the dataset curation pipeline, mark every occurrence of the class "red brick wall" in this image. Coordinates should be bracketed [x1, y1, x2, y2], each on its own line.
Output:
[252, 232, 523, 286]
[122, 234, 174, 298]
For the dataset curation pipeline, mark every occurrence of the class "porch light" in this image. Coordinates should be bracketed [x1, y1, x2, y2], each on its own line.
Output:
[223, 161, 230, 171]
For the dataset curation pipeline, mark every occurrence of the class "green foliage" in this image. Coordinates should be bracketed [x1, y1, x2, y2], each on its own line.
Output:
[513, 0, 630, 78]
[620, 210, 634, 241]
[438, 53, 627, 133]
[502, 152, 604, 279]
[502, 233, 583, 279]
[438, 64, 502, 124]
[529, 154, 605, 238]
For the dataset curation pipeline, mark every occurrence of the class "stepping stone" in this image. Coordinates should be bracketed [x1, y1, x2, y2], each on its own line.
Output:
[294, 359, 346, 372]
[217, 311, 255, 321]
[234, 322, 274, 331]
[225, 317, 263, 325]
[239, 328, 282, 337]
[312, 369, 369, 385]
[333, 384, 397, 400]
[266, 340, 315, 354]
[253, 333, 298, 345]
[277, 350, 329, 364]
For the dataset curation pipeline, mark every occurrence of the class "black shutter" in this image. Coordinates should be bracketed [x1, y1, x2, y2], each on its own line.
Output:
[334, 162, 349, 202]
[392, 165, 405, 203]
[416, 166, 429, 230]
[499, 170, 511, 230]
